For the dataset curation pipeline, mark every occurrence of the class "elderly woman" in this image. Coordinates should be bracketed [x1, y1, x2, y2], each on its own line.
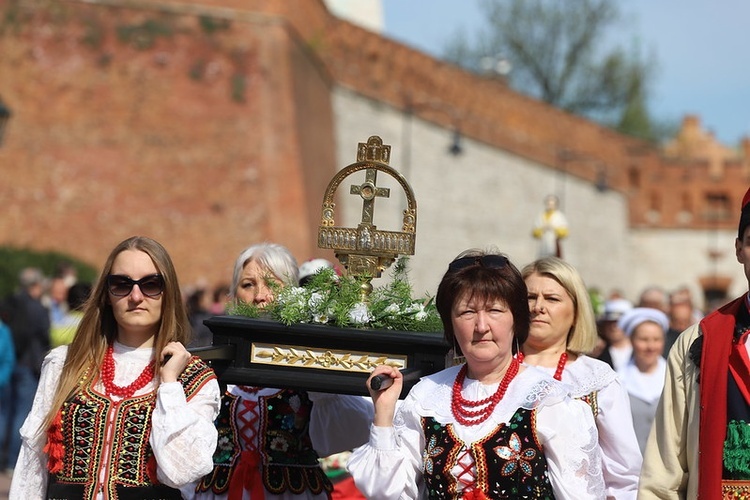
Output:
[196, 243, 373, 500]
[521, 256, 642, 500]
[348, 250, 604, 499]
[616, 307, 669, 453]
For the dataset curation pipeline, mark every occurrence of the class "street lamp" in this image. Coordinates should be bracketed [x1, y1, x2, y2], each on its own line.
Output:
[449, 128, 463, 156]
[0, 96, 11, 146]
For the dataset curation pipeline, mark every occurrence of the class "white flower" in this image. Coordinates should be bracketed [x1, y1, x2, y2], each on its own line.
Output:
[348, 302, 372, 324]
[313, 313, 329, 324]
[278, 286, 306, 306]
[384, 303, 400, 315]
[308, 292, 326, 311]
[409, 302, 428, 320]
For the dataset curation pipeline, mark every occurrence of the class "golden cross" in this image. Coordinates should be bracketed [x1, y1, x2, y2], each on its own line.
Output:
[350, 169, 390, 225]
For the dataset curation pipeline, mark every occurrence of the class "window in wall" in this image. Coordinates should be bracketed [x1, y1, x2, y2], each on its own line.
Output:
[646, 191, 661, 223]
[676, 192, 693, 224]
[705, 192, 731, 222]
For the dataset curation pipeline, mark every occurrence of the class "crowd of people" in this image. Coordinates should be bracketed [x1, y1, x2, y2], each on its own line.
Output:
[0, 187, 749, 498]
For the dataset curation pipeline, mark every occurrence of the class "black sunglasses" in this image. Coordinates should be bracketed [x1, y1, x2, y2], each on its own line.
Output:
[107, 274, 165, 298]
[448, 255, 509, 272]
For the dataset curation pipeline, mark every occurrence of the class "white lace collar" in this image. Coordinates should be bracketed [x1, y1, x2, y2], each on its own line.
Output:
[527, 354, 618, 398]
[397, 363, 569, 428]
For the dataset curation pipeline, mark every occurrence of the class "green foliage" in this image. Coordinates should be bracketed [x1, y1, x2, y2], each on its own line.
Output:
[0, 1, 24, 35]
[116, 18, 174, 50]
[230, 73, 246, 103]
[443, 0, 660, 141]
[0, 247, 98, 298]
[231, 257, 443, 333]
[198, 15, 231, 35]
[80, 16, 104, 49]
[189, 59, 206, 81]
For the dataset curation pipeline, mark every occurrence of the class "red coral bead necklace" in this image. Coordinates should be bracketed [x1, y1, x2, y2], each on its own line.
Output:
[101, 344, 156, 398]
[516, 351, 568, 381]
[451, 357, 520, 426]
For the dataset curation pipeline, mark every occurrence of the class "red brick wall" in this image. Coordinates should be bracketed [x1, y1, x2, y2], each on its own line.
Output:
[0, 0, 337, 286]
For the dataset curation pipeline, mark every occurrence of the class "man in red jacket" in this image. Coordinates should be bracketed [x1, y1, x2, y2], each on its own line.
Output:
[640, 186, 750, 498]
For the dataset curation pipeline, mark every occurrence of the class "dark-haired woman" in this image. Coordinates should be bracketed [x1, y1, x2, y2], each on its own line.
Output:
[348, 249, 604, 499]
[10, 236, 221, 499]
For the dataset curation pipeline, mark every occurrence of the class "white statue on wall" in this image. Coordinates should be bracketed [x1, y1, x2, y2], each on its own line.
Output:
[532, 194, 569, 258]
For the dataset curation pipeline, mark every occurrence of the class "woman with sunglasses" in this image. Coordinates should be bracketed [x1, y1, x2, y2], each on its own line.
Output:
[521, 256, 641, 499]
[348, 249, 604, 499]
[10, 236, 221, 499]
[196, 243, 374, 500]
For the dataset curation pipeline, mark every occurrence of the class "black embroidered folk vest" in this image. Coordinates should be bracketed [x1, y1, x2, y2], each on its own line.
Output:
[46, 356, 216, 500]
[723, 303, 750, 482]
[421, 408, 555, 499]
[197, 388, 333, 497]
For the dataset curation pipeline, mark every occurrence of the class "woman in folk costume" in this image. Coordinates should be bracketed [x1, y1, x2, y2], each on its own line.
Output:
[195, 243, 374, 500]
[639, 186, 750, 498]
[10, 236, 221, 499]
[520, 256, 642, 499]
[348, 249, 604, 499]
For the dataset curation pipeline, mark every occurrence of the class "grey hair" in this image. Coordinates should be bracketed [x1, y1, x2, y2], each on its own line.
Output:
[18, 267, 45, 289]
[229, 243, 299, 300]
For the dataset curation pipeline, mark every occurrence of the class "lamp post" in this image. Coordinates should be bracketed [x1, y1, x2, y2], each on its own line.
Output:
[0, 96, 11, 146]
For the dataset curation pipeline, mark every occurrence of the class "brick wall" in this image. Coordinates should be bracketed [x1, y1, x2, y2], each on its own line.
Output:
[0, 0, 337, 287]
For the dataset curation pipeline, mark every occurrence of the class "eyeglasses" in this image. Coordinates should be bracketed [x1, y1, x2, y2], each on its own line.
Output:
[107, 274, 164, 297]
[448, 255, 509, 272]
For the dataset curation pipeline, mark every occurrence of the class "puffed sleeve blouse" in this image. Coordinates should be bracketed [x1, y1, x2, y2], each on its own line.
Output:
[541, 355, 642, 500]
[347, 364, 605, 500]
[10, 342, 221, 499]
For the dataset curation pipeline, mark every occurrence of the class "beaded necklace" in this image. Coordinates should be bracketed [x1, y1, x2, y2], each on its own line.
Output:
[451, 357, 520, 426]
[516, 351, 568, 381]
[101, 344, 156, 398]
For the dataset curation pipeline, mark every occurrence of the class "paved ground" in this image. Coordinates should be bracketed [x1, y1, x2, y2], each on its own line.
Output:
[0, 470, 10, 498]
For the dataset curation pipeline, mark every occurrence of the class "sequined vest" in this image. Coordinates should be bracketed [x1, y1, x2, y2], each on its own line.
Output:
[197, 388, 333, 496]
[421, 408, 555, 499]
[46, 356, 216, 499]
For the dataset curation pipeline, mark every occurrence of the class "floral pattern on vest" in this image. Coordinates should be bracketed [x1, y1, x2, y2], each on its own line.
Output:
[197, 388, 333, 496]
[421, 408, 555, 499]
[47, 356, 215, 499]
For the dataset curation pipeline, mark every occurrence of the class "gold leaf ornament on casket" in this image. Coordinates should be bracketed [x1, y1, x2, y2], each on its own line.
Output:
[251, 343, 405, 373]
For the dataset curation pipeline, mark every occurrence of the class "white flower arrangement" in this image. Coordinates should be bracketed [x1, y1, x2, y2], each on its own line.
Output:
[232, 257, 442, 333]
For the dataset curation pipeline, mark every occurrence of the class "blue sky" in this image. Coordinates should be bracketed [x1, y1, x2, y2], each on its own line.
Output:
[381, 0, 750, 146]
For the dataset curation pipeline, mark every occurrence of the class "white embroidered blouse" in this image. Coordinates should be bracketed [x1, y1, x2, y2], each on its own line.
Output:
[347, 364, 605, 500]
[533, 354, 643, 500]
[9, 342, 221, 499]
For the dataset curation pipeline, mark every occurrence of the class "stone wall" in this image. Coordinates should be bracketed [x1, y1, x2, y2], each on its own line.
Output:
[331, 87, 748, 307]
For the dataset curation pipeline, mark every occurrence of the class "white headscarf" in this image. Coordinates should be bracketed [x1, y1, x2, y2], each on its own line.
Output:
[617, 307, 669, 337]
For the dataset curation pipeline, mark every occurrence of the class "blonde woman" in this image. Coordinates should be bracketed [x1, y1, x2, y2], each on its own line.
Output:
[521, 256, 642, 500]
